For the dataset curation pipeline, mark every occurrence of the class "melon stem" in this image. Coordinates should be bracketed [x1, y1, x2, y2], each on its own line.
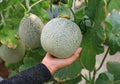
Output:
[25, 0, 30, 12]
[0, 11, 6, 26]
[30, 0, 43, 9]
[50, 0, 53, 13]
[16, 0, 27, 16]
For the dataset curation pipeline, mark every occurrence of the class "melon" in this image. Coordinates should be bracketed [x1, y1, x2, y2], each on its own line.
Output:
[0, 41, 25, 64]
[41, 18, 82, 58]
[19, 13, 44, 49]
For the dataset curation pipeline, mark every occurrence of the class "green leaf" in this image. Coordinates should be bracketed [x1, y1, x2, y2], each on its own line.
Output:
[0, 0, 13, 11]
[29, 0, 50, 23]
[106, 10, 120, 55]
[53, 75, 81, 84]
[53, 58, 82, 82]
[85, 0, 105, 21]
[40, 0, 49, 9]
[74, 3, 86, 19]
[107, 61, 120, 81]
[57, 3, 74, 20]
[5, 61, 23, 76]
[96, 72, 114, 84]
[104, 21, 112, 31]
[107, 0, 120, 12]
[67, 0, 73, 8]
[19, 48, 45, 72]
[5, 62, 23, 70]
[0, 1, 24, 48]
[30, 0, 49, 9]
[80, 0, 105, 71]
[96, 71, 120, 84]
[0, 27, 18, 48]
[61, 0, 68, 4]
[9, 70, 18, 77]
[115, 81, 120, 84]
[32, 7, 50, 23]
[96, 62, 120, 84]
[19, 57, 35, 72]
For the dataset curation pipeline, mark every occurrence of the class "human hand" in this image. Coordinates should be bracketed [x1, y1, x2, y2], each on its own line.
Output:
[42, 48, 82, 75]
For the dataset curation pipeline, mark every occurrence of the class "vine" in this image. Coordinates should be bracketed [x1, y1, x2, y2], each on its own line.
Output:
[0, 0, 120, 84]
[0, 11, 6, 26]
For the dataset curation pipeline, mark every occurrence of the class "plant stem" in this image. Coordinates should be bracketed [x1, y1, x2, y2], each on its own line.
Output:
[50, 0, 53, 13]
[96, 47, 110, 71]
[16, 0, 27, 15]
[92, 68, 96, 84]
[71, 0, 75, 11]
[17, 0, 43, 15]
[0, 12, 2, 21]
[107, 0, 111, 7]
[85, 0, 88, 5]
[81, 74, 91, 83]
[89, 71, 92, 81]
[25, 0, 30, 11]
[92, 47, 110, 83]
[25, 0, 43, 14]
[25, 0, 31, 14]
[30, 0, 43, 9]
[0, 11, 6, 26]
[70, 8, 76, 20]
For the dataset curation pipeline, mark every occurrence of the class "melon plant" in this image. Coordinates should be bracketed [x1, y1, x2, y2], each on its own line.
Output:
[1, 0, 120, 84]
[41, 18, 82, 58]
[0, 41, 25, 64]
[19, 13, 44, 49]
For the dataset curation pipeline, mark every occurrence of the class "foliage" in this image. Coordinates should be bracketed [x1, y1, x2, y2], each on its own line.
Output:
[107, 0, 120, 12]
[96, 62, 120, 84]
[0, 0, 120, 84]
[80, 0, 105, 71]
[53, 58, 82, 82]
[105, 10, 120, 55]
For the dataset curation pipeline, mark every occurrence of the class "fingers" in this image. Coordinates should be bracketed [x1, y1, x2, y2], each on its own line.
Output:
[42, 48, 82, 75]
[46, 53, 51, 56]
[73, 48, 82, 58]
[65, 48, 82, 65]
[45, 53, 54, 58]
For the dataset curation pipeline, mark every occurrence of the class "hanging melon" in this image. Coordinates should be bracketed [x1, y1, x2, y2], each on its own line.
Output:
[41, 18, 82, 58]
[0, 41, 25, 64]
[19, 13, 44, 49]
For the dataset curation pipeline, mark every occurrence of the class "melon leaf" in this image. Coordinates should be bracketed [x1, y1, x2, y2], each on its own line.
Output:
[96, 62, 120, 84]
[0, 27, 18, 48]
[57, 3, 74, 20]
[106, 10, 120, 55]
[80, 0, 105, 71]
[0, 0, 17, 11]
[53, 57, 82, 82]
[0, 2, 24, 48]
[107, 62, 120, 80]
[32, 7, 49, 23]
[53, 74, 81, 84]
[107, 0, 120, 12]
[96, 72, 115, 84]
[19, 48, 45, 72]
[19, 57, 35, 72]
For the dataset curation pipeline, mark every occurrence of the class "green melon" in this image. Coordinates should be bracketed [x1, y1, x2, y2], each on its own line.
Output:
[0, 41, 25, 64]
[19, 13, 44, 49]
[41, 18, 82, 58]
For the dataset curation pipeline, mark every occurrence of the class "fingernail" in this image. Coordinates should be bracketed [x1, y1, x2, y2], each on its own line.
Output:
[78, 48, 82, 53]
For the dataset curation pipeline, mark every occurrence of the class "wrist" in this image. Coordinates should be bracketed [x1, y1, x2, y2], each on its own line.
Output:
[41, 61, 56, 75]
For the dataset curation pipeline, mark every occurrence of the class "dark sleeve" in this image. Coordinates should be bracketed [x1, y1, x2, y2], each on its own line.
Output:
[0, 63, 51, 84]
